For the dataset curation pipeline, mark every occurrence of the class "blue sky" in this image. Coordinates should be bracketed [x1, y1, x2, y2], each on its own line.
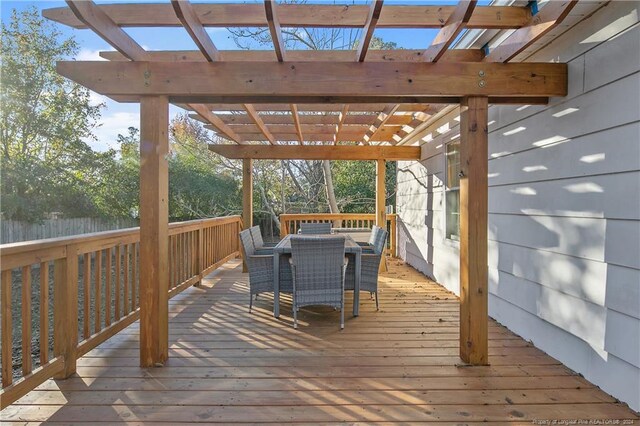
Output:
[1, 1, 470, 151]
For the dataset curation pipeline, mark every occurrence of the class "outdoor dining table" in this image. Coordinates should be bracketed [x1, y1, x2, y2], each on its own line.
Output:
[272, 233, 362, 318]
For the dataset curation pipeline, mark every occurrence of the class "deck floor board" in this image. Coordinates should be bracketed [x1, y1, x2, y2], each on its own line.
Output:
[3, 259, 638, 424]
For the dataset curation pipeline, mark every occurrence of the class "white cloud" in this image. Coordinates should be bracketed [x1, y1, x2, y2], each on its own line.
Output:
[88, 91, 108, 107]
[76, 48, 108, 61]
[88, 111, 140, 152]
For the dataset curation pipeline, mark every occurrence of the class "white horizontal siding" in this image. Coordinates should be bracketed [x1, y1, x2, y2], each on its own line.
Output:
[397, 2, 640, 411]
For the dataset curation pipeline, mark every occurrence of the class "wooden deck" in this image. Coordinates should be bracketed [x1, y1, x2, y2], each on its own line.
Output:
[3, 258, 638, 424]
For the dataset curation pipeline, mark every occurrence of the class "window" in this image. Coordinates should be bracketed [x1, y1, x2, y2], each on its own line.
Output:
[445, 141, 460, 241]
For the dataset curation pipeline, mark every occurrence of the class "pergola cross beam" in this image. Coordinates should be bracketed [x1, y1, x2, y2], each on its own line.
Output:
[44, 4, 533, 30]
[56, 61, 568, 101]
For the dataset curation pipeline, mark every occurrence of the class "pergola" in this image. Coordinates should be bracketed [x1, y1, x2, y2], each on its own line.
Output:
[44, 0, 573, 370]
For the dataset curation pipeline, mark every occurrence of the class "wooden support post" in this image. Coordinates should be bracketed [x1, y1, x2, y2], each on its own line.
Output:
[139, 95, 169, 368]
[242, 158, 253, 272]
[376, 159, 387, 272]
[459, 96, 489, 365]
[53, 250, 78, 378]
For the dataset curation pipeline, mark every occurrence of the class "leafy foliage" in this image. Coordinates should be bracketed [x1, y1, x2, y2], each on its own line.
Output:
[1, 7, 102, 221]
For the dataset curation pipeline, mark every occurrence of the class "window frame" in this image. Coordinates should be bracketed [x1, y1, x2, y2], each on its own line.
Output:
[443, 139, 461, 243]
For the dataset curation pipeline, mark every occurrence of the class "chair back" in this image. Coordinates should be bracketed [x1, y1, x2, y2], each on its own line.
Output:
[368, 225, 380, 245]
[290, 236, 345, 304]
[239, 229, 255, 259]
[371, 227, 388, 255]
[299, 222, 332, 234]
[249, 225, 264, 248]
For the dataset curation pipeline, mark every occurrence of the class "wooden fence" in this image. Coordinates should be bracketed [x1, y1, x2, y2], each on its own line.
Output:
[0, 216, 241, 408]
[1, 218, 139, 244]
[279, 213, 397, 257]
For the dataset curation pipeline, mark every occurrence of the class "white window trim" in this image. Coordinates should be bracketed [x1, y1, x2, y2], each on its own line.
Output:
[443, 140, 461, 246]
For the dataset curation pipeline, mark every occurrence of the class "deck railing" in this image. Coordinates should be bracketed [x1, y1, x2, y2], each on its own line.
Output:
[0, 215, 241, 409]
[279, 213, 397, 257]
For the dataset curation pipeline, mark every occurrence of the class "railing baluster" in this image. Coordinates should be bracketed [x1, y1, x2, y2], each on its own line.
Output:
[83, 253, 90, 340]
[131, 243, 137, 310]
[115, 245, 121, 321]
[21, 266, 32, 376]
[39, 262, 49, 364]
[105, 248, 112, 327]
[1, 269, 13, 387]
[94, 250, 101, 334]
[123, 244, 130, 315]
[178, 234, 183, 283]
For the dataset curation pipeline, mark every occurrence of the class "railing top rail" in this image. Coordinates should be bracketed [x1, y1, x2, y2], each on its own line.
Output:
[0, 215, 241, 256]
[280, 213, 395, 219]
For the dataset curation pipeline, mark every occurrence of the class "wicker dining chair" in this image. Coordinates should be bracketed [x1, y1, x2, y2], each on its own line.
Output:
[345, 227, 388, 310]
[357, 225, 381, 251]
[249, 225, 277, 250]
[299, 222, 332, 235]
[289, 235, 348, 329]
[239, 229, 274, 313]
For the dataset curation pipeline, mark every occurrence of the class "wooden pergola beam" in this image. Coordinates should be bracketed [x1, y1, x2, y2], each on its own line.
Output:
[99, 48, 484, 63]
[204, 103, 445, 113]
[423, 1, 477, 62]
[264, 0, 286, 62]
[363, 104, 399, 145]
[243, 104, 276, 145]
[65, 0, 148, 61]
[188, 104, 244, 144]
[56, 61, 568, 101]
[397, 105, 460, 146]
[171, 0, 220, 62]
[208, 145, 421, 161]
[486, 0, 577, 63]
[205, 128, 417, 143]
[290, 104, 304, 145]
[333, 105, 349, 145]
[45, 4, 531, 30]
[356, 0, 383, 62]
[391, 108, 434, 145]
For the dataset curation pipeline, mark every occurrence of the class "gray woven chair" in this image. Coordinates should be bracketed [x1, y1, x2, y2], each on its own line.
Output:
[299, 222, 332, 235]
[239, 229, 274, 312]
[289, 235, 348, 329]
[356, 225, 381, 251]
[345, 227, 388, 310]
[249, 225, 277, 250]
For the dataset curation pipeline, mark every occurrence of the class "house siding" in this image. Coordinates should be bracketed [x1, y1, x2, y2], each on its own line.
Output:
[396, 2, 640, 411]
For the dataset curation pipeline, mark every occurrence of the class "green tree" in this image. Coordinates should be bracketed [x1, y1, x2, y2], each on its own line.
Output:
[169, 115, 241, 220]
[0, 7, 103, 221]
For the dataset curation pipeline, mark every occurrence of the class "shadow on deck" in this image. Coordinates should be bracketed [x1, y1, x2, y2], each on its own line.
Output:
[4, 259, 638, 423]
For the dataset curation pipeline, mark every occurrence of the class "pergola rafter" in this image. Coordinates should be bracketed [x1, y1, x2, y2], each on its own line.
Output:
[423, 0, 477, 62]
[171, 0, 220, 62]
[43, 0, 577, 370]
